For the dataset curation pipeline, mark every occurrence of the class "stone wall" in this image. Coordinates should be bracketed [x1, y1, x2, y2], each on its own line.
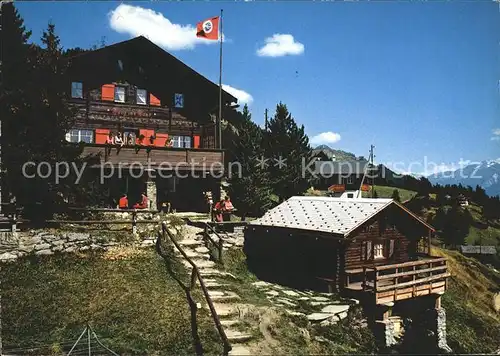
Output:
[0, 229, 157, 263]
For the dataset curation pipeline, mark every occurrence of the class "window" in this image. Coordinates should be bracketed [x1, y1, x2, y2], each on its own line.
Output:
[347, 176, 353, 184]
[347, 193, 354, 198]
[67, 129, 93, 143]
[136, 89, 147, 105]
[171, 136, 192, 148]
[374, 243, 384, 259]
[71, 82, 83, 99]
[114, 86, 125, 103]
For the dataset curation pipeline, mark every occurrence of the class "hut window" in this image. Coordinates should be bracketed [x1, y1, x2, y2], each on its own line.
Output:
[67, 129, 93, 143]
[71, 82, 83, 99]
[347, 176, 353, 184]
[114, 86, 125, 103]
[136, 89, 147, 105]
[374, 243, 384, 259]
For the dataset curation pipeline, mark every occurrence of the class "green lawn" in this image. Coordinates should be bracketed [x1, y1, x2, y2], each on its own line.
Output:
[1, 248, 222, 355]
[362, 185, 417, 202]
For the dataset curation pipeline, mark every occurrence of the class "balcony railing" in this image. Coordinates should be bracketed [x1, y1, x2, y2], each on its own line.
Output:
[81, 144, 224, 170]
[346, 257, 450, 304]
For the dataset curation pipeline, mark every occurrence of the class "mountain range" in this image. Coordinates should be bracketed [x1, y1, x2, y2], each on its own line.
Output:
[313, 145, 500, 197]
[427, 160, 500, 197]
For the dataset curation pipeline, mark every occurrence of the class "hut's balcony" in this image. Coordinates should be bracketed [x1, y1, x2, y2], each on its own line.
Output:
[81, 144, 224, 171]
[345, 257, 450, 305]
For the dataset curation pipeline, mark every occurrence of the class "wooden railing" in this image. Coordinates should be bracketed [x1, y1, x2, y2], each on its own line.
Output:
[357, 258, 450, 304]
[203, 222, 225, 264]
[81, 144, 224, 169]
[157, 222, 231, 355]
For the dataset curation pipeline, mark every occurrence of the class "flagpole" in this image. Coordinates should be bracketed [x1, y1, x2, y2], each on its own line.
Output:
[218, 9, 223, 149]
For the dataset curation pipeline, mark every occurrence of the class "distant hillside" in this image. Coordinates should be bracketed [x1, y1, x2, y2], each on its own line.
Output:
[312, 145, 357, 161]
[428, 160, 500, 197]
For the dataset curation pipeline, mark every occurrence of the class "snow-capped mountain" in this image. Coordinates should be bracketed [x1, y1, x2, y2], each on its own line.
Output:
[427, 159, 500, 197]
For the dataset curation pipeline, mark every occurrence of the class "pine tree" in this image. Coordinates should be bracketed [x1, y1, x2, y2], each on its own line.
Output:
[1, 19, 82, 219]
[265, 103, 312, 202]
[391, 189, 401, 202]
[227, 105, 273, 218]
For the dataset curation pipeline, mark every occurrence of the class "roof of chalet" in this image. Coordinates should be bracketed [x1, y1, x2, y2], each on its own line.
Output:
[314, 160, 372, 175]
[249, 196, 434, 237]
[67, 36, 237, 110]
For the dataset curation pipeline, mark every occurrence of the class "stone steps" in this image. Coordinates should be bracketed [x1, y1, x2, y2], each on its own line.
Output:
[225, 329, 254, 343]
[210, 291, 241, 303]
[228, 344, 252, 355]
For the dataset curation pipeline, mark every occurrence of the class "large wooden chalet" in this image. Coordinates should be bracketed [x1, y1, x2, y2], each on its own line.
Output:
[314, 160, 373, 198]
[66, 36, 237, 211]
[244, 197, 450, 306]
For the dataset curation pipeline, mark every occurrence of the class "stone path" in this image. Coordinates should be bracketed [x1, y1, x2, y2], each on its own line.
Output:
[173, 224, 358, 355]
[174, 225, 253, 355]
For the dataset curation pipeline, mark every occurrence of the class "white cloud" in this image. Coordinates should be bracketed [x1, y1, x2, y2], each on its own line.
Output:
[256, 34, 304, 57]
[108, 4, 219, 50]
[310, 132, 341, 145]
[491, 128, 500, 141]
[222, 84, 253, 105]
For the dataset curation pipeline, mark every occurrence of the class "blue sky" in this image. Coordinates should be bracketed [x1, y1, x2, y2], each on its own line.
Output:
[17, 1, 500, 175]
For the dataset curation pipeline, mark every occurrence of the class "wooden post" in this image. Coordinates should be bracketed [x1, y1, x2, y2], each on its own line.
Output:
[394, 267, 399, 300]
[132, 211, 137, 234]
[428, 230, 432, 255]
[362, 266, 367, 291]
[412, 265, 416, 297]
[435, 295, 442, 309]
[218, 237, 223, 264]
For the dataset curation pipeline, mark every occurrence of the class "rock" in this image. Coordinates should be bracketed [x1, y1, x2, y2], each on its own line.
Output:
[311, 296, 330, 302]
[276, 298, 297, 308]
[228, 344, 252, 356]
[90, 244, 104, 250]
[0, 252, 17, 261]
[65, 246, 76, 253]
[225, 329, 253, 343]
[35, 249, 53, 256]
[298, 296, 310, 301]
[51, 245, 64, 252]
[284, 309, 306, 316]
[34, 243, 51, 251]
[283, 290, 300, 297]
[42, 234, 57, 242]
[79, 246, 90, 251]
[252, 281, 272, 288]
[307, 313, 336, 322]
[310, 301, 331, 306]
[51, 240, 65, 247]
[195, 246, 210, 254]
[299, 327, 310, 342]
[321, 305, 350, 315]
[208, 290, 226, 297]
[266, 290, 280, 297]
[67, 232, 90, 242]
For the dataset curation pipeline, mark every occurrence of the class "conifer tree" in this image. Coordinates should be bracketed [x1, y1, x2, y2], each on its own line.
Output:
[227, 105, 273, 218]
[391, 189, 401, 202]
[265, 103, 312, 202]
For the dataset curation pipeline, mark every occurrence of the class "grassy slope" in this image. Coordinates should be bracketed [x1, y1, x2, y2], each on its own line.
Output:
[362, 185, 417, 202]
[433, 247, 500, 353]
[1, 248, 222, 355]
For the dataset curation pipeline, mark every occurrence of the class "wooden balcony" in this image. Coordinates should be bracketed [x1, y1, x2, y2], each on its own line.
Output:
[345, 257, 450, 305]
[81, 144, 224, 171]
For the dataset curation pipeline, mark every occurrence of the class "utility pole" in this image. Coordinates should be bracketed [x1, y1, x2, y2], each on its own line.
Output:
[370, 145, 376, 198]
[264, 109, 268, 131]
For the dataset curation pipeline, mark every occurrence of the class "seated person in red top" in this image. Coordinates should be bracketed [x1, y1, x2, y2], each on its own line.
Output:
[223, 196, 234, 211]
[118, 194, 128, 209]
[133, 192, 149, 209]
[213, 199, 225, 222]
[105, 132, 114, 145]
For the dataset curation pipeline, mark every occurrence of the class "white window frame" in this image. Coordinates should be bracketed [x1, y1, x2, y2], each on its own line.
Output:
[71, 82, 83, 99]
[347, 176, 354, 184]
[114, 86, 125, 103]
[136, 89, 147, 105]
[374, 243, 385, 259]
[171, 136, 192, 148]
[183, 136, 192, 148]
[67, 129, 93, 143]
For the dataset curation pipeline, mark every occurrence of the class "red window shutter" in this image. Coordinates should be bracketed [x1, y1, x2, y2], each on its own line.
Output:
[150, 93, 161, 106]
[156, 133, 169, 147]
[101, 84, 115, 101]
[95, 129, 110, 144]
[193, 135, 200, 148]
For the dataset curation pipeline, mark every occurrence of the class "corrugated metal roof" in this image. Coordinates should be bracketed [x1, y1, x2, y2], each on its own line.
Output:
[249, 196, 393, 236]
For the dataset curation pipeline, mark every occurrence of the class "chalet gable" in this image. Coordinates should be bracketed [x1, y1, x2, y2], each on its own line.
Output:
[249, 197, 434, 237]
[67, 36, 237, 118]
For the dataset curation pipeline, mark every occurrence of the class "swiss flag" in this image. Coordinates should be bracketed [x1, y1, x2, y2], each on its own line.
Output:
[196, 16, 220, 41]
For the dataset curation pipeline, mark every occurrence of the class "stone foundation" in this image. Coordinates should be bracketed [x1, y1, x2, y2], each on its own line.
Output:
[375, 319, 398, 348]
[432, 307, 452, 353]
[146, 179, 157, 210]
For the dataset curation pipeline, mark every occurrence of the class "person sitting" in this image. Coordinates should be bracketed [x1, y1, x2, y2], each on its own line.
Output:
[223, 196, 234, 212]
[213, 199, 225, 222]
[114, 132, 124, 147]
[105, 132, 114, 145]
[133, 192, 148, 209]
[127, 133, 135, 146]
[118, 194, 128, 209]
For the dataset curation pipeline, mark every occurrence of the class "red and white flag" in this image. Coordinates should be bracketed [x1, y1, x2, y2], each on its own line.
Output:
[196, 16, 220, 41]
